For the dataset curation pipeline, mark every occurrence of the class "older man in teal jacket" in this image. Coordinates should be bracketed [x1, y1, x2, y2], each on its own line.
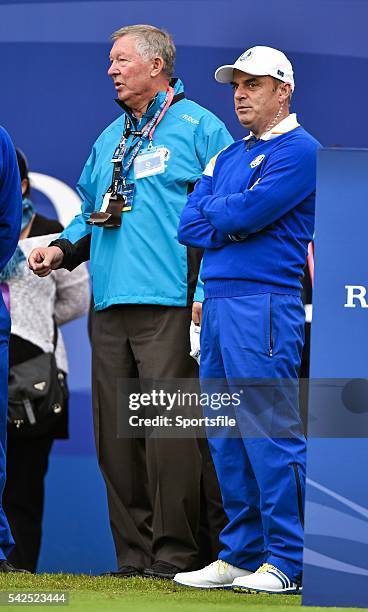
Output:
[29, 25, 233, 578]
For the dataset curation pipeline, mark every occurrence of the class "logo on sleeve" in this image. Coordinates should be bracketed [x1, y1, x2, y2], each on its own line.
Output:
[182, 114, 199, 125]
[250, 154, 265, 168]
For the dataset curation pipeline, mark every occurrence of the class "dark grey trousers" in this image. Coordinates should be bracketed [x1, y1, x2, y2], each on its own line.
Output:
[91, 304, 225, 571]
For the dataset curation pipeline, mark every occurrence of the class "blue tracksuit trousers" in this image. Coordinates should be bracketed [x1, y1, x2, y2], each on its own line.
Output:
[200, 293, 306, 583]
[0, 299, 14, 559]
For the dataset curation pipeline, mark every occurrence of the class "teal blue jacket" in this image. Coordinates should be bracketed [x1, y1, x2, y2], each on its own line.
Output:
[57, 80, 233, 310]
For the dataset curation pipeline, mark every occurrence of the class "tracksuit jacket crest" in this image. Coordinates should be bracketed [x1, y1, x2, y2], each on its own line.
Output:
[57, 79, 233, 310]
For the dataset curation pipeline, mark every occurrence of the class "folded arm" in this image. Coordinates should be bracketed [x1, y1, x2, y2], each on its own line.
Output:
[178, 173, 231, 249]
[199, 140, 318, 236]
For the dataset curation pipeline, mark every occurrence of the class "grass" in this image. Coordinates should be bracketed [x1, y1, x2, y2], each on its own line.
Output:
[0, 574, 366, 612]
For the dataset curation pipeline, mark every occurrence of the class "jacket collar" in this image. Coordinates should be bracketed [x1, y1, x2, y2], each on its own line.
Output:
[115, 78, 184, 123]
[244, 113, 300, 142]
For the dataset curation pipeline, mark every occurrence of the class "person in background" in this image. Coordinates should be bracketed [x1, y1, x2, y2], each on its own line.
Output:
[0, 127, 24, 572]
[1, 149, 90, 572]
[28, 24, 232, 579]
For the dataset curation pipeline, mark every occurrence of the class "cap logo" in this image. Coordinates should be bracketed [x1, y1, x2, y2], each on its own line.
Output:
[239, 50, 252, 61]
[277, 69, 284, 77]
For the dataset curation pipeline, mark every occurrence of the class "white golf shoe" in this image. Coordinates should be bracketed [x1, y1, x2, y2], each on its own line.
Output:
[173, 559, 252, 589]
[232, 563, 302, 594]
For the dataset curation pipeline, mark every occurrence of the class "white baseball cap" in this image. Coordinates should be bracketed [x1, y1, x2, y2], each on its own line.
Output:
[215, 46, 295, 91]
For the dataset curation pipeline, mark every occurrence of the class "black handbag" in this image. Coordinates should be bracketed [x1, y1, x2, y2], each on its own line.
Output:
[7, 326, 69, 438]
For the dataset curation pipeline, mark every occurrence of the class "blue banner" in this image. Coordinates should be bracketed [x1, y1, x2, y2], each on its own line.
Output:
[303, 149, 368, 608]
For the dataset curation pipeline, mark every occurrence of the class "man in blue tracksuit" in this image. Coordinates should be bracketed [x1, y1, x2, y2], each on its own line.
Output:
[175, 46, 320, 593]
[0, 126, 23, 571]
[29, 25, 232, 578]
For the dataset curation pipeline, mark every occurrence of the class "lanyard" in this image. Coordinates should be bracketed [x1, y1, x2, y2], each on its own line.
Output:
[110, 86, 174, 195]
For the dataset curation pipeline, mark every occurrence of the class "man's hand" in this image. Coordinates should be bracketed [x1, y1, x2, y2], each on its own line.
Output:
[192, 301, 202, 326]
[28, 246, 64, 277]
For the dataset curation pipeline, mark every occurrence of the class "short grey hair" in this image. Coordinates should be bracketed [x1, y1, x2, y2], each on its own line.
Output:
[111, 24, 176, 78]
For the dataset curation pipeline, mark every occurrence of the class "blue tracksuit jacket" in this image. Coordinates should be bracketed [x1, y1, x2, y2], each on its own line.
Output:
[178, 115, 320, 296]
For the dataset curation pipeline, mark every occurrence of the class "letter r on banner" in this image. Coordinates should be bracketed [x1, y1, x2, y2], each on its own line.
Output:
[344, 285, 368, 308]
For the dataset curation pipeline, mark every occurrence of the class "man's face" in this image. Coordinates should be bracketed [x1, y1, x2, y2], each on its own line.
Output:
[232, 69, 284, 134]
[108, 35, 154, 106]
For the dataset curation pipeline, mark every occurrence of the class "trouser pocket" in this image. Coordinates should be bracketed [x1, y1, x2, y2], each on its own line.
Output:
[292, 462, 304, 528]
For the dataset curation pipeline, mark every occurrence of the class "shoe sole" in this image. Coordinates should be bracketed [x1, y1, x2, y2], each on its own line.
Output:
[233, 585, 302, 595]
[173, 579, 233, 590]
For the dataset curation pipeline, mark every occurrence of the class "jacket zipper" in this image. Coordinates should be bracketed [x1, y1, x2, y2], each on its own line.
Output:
[292, 463, 304, 528]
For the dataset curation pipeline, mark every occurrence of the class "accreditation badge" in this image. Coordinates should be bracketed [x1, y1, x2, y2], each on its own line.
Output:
[134, 146, 170, 179]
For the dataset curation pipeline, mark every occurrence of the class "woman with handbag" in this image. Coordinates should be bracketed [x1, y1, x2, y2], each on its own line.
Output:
[0, 149, 90, 572]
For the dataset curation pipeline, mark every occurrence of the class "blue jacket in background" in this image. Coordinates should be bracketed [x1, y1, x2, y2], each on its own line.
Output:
[0, 127, 22, 274]
[0, 125, 22, 559]
[178, 118, 321, 297]
[59, 79, 233, 310]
